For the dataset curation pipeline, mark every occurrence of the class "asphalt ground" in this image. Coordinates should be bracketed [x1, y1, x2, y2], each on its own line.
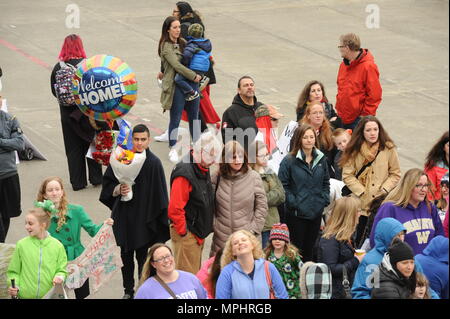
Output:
[0, 0, 448, 298]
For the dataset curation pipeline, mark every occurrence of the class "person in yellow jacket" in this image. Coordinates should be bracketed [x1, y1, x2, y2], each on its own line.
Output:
[7, 202, 67, 299]
[340, 116, 401, 248]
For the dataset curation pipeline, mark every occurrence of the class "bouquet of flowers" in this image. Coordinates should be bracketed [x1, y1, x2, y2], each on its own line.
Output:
[92, 130, 115, 166]
[109, 120, 146, 201]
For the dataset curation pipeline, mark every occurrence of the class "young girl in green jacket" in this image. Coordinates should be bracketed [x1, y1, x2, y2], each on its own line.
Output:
[7, 204, 68, 299]
[264, 223, 303, 299]
[37, 176, 113, 299]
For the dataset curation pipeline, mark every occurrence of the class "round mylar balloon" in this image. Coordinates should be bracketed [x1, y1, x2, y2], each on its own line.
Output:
[72, 55, 137, 121]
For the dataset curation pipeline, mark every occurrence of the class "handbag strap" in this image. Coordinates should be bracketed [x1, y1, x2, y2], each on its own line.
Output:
[264, 261, 276, 298]
[153, 275, 178, 299]
[355, 149, 381, 179]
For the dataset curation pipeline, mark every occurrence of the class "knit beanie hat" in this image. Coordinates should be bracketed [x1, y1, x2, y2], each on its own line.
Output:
[269, 223, 290, 243]
[188, 23, 203, 39]
[388, 239, 414, 267]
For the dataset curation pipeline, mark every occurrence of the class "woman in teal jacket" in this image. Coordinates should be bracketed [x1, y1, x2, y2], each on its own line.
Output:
[37, 176, 113, 299]
[278, 124, 330, 262]
[7, 204, 67, 299]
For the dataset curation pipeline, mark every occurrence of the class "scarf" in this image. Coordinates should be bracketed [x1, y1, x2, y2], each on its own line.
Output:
[358, 141, 379, 186]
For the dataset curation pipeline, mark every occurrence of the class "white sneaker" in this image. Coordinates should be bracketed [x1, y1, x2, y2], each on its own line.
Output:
[154, 130, 169, 142]
[168, 148, 179, 164]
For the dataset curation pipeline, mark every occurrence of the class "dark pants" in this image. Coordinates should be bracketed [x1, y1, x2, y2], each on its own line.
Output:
[120, 244, 151, 296]
[0, 174, 21, 243]
[168, 85, 200, 148]
[287, 214, 322, 262]
[355, 215, 369, 249]
[175, 73, 196, 95]
[74, 278, 90, 299]
[60, 112, 102, 190]
[342, 117, 361, 130]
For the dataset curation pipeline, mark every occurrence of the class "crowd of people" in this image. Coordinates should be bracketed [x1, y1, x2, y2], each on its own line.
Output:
[0, 1, 448, 300]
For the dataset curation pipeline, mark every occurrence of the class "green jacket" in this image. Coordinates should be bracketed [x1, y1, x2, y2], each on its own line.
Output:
[160, 41, 197, 110]
[259, 169, 285, 232]
[48, 204, 103, 261]
[7, 235, 67, 299]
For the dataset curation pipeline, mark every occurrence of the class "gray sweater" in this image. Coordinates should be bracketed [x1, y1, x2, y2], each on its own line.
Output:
[0, 110, 24, 179]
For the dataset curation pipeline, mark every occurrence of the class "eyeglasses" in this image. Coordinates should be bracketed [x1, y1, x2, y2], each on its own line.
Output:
[153, 254, 173, 263]
[415, 183, 431, 190]
[338, 45, 346, 48]
[311, 111, 324, 116]
[270, 118, 279, 122]
[173, 10, 180, 13]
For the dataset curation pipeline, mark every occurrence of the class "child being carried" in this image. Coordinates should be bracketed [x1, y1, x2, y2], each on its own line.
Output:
[175, 23, 211, 101]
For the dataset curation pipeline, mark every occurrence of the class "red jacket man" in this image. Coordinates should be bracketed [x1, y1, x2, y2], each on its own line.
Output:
[335, 34, 382, 129]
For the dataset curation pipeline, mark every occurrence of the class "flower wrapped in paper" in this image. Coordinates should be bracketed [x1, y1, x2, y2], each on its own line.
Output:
[109, 120, 145, 201]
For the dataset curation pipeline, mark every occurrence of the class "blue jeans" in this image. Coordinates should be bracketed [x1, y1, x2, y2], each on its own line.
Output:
[261, 231, 271, 249]
[168, 85, 200, 148]
[174, 73, 195, 96]
[343, 116, 361, 130]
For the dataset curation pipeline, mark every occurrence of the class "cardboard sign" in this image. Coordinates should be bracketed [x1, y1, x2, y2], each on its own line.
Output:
[268, 121, 298, 174]
[65, 225, 122, 293]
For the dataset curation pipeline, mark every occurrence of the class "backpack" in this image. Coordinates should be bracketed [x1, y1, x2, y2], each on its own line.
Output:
[54, 61, 77, 105]
[299, 262, 332, 299]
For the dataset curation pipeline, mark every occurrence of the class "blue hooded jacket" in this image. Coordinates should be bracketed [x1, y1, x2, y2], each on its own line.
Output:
[351, 218, 439, 299]
[415, 236, 449, 299]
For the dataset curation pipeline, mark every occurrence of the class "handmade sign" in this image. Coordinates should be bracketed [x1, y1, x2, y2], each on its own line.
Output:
[267, 120, 298, 174]
[0, 244, 15, 299]
[65, 225, 122, 293]
[73, 55, 137, 121]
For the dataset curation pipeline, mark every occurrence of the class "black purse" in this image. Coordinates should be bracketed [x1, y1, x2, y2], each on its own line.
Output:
[341, 150, 380, 197]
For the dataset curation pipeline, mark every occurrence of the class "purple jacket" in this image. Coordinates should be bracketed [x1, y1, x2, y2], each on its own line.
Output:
[370, 201, 444, 255]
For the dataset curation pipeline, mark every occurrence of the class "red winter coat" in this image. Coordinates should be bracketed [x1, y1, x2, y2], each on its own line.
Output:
[335, 49, 382, 124]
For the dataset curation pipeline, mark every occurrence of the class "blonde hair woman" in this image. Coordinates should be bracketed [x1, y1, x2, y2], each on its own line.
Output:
[215, 230, 288, 299]
[317, 195, 365, 299]
[37, 176, 113, 299]
[369, 168, 445, 255]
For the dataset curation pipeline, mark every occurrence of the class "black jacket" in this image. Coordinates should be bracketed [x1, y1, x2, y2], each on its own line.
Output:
[278, 148, 330, 220]
[170, 153, 215, 239]
[317, 236, 359, 299]
[221, 94, 263, 149]
[371, 254, 416, 299]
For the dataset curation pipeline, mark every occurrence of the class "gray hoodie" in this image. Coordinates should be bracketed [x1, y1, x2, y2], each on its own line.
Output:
[0, 110, 24, 179]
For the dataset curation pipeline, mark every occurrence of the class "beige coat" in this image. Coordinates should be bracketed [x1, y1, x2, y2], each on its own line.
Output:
[342, 143, 401, 216]
[210, 169, 268, 255]
[160, 42, 197, 110]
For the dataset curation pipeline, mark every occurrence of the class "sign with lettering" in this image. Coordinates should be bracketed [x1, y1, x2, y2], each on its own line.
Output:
[65, 225, 122, 293]
[73, 54, 137, 121]
[0, 244, 15, 299]
[267, 121, 298, 174]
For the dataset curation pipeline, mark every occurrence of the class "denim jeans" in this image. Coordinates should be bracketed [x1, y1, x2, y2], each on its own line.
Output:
[261, 231, 271, 249]
[174, 73, 195, 95]
[168, 85, 200, 148]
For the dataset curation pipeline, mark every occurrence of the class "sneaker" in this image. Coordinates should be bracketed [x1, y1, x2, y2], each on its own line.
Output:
[198, 76, 210, 92]
[154, 130, 169, 142]
[122, 293, 133, 299]
[185, 91, 200, 102]
[168, 148, 179, 164]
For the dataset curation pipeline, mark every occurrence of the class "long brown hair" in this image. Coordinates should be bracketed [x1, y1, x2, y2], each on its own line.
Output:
[340, 116, 396, 167]
[425, 131, 449, 170]
[289, 124, 318, 156]
[219, 141, 249, 178]
[296, 80, 328, 115]
[138, 243, 174, 288]
[208, 248, 224, 299]
[158, 16, 186, 57]
[264, 240, 301, 260]
[300, 102, 334, 151]
[37, 177, 69, 232]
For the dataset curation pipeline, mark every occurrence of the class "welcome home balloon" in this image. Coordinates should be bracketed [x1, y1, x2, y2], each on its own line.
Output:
[73, 55, 137, 121]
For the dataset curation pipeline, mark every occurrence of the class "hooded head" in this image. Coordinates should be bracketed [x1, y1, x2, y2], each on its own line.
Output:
[421, 235, 449, 264]
[374, 218, 407, 253]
